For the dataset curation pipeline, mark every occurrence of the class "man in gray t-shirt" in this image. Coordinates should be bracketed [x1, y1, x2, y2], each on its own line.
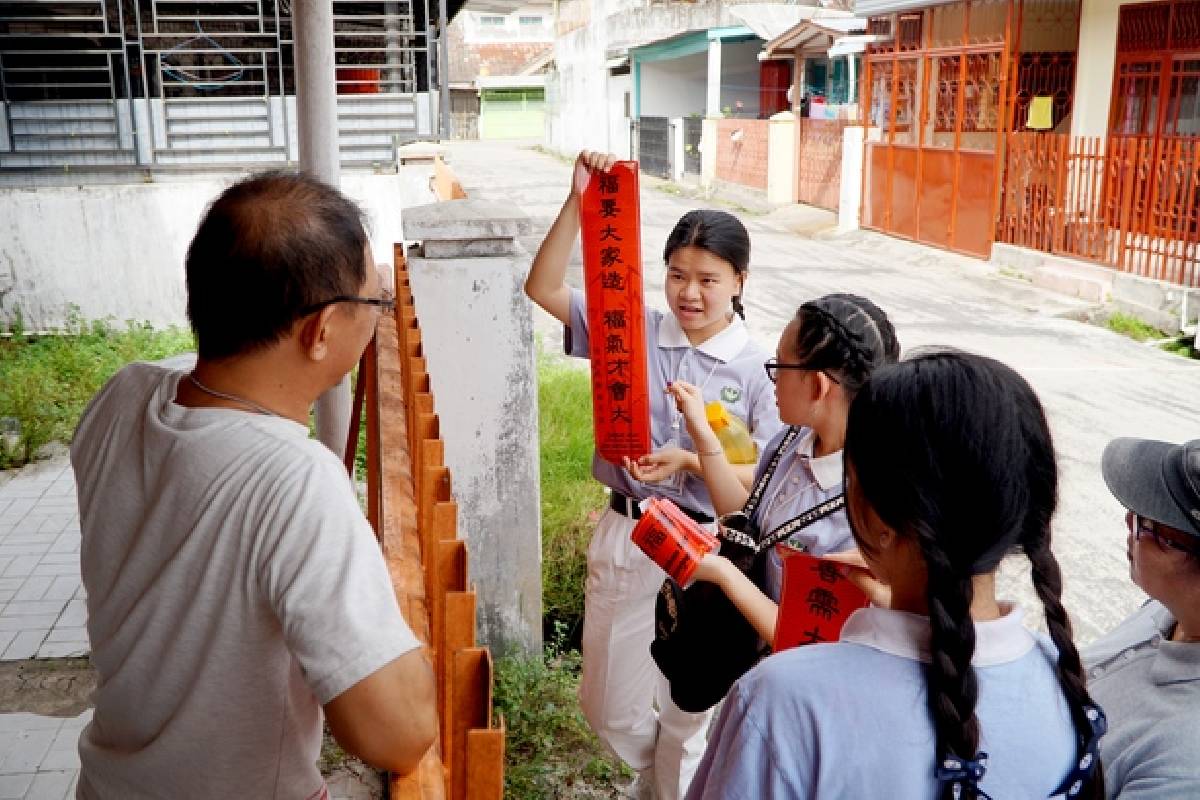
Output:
[71, 173, 436, 799]
[1084, 437, 1200, 799]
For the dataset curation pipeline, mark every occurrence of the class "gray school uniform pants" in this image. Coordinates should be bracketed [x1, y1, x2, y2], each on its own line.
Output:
[579, 507, 713, 800]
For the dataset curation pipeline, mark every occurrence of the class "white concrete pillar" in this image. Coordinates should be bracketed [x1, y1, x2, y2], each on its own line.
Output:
[838, 124, 865, 233]
[294, 0, 352, 458]
[706, 38, 723, 118]
[671, 117, 686, 182]
[403, 199, 543, 656]
[767, 111, 796, 205]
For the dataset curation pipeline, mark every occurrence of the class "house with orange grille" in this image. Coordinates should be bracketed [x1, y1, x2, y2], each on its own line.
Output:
[853, 0, 1199, 299]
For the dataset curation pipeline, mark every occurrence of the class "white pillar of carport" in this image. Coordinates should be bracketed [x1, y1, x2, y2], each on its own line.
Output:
[706, 37, 722, 117]
[293, 0, 352, 458]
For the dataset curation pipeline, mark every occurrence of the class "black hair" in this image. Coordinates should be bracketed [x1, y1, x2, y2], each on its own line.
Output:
[844, 351, 1104, 800]
[662, 210, 750, 319]
[791, 293, 900, 397]
[185, 170, 370, 360]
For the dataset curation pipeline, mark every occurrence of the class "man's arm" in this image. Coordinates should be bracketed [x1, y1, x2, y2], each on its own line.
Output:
[323, 648, 438, 775]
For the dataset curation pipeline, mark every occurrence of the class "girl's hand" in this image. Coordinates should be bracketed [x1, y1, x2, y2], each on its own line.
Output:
[821, 550, 892, 608]
[624, 447, 694, 483]
[691, 552, 730, 586]
[571, 150, 619, 197]
[665, 381, 719, 449]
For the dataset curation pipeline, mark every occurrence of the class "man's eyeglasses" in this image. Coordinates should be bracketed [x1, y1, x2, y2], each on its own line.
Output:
[1128, 512, 1200, 557]
[299, 289, 396, 317]
[763, 358, 841, 385]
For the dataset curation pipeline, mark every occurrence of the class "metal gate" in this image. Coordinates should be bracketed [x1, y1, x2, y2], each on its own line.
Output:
[635, 115, 671, 178]
[0, 0, 434, 170]
[796, 119, 848, 211]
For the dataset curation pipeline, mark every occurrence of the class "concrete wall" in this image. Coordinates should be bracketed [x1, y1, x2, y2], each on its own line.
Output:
[1071, 0, 1155, 138]
[719, 40, 764, 119]
[838, 124, 866, 232]
[608, 72, 634, 159]
[0, 171, 435, 330]
[639, 52, 708, 118]
[715, 118, 769, 190]
[547, 0, 739, 157]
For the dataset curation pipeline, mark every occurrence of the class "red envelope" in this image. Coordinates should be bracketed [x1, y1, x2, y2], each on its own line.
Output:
[631, 498, 719, 585]
[773, 546, 870, 652]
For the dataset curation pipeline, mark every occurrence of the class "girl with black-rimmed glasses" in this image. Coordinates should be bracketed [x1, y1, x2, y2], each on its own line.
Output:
[666, 293, 899, 643]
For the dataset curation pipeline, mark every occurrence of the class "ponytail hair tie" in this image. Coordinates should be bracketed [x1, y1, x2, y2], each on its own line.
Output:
[936, 752, 993, 800]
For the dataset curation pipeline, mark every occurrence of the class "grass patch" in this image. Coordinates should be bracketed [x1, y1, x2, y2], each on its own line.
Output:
[1161, 335, 1199, 359]
[538, 350, 606, 642]
[495, 628, 630, 798]
[1104, 311, 1168, 342]
[0, 317, 194, 468]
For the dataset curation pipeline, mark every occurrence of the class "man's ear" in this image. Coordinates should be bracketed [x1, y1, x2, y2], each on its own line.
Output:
[297, 306, 339, 362]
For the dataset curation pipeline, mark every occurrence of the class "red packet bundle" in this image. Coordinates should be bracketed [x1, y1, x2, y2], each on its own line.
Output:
[631, 497, 719, 585]
[577, 160, 651, 464]
[773, 546, 870, 652]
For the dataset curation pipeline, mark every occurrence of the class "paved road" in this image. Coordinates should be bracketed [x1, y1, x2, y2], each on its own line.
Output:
[440, 138, 1200, 645]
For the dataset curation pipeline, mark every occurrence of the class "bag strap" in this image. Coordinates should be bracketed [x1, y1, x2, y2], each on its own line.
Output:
[741, 426, 801, 520]
[758, 494, 846, 552]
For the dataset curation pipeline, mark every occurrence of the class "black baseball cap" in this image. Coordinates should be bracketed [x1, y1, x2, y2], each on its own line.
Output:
[1102, 438, 1200, 539]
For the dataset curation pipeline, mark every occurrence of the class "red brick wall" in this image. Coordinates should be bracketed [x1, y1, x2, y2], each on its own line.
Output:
[715, 119, 769, 191]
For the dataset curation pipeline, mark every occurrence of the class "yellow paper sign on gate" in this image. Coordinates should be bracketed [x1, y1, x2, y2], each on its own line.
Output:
[1027, 96, 1054, 131]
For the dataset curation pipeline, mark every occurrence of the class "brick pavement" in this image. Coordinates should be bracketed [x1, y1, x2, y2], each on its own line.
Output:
[0, 458, 85, 662]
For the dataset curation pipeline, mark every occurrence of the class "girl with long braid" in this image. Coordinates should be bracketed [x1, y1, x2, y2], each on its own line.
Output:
[687, 351, 1106, 799]
[659, 293, 899, 643]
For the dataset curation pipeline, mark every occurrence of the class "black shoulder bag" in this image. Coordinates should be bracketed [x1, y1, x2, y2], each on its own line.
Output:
[650, 427, 846, 712]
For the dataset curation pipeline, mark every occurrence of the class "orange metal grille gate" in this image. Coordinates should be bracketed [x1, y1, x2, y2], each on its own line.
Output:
[862, 0, 1080, 258]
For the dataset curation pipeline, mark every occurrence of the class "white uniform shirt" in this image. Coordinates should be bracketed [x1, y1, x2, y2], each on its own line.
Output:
[749, 427, 854, 602]
[71, 360, 421, 799]
[567, 288, 783, 516]
[688, 605, 1080, 799]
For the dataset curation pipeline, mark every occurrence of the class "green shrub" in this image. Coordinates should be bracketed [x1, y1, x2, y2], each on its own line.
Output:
[0, 320, 194, 469]
[538, 352, 606, 639]
[494, 627, 629, 798]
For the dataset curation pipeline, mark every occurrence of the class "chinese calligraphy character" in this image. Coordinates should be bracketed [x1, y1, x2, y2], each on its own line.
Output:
[801, 627, 826, 645]
[601, 271, 626, 291]
[603, 309, 627, 329]
[608, 359, 630, 378]
[605, 335, 630, 355]
[600, 198, 619, 218]
[608, 380, 630, 402]
[813, 561, 841, 585]
[600, 224, 622, 242]
[600, 246, 624, 268]
[598, 174, 619, 194]
[612, 406, 632, 423]
[806, 588, 840, 621]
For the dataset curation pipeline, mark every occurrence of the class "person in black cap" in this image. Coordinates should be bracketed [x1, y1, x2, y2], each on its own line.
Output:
[1084, 437, 1200, 798]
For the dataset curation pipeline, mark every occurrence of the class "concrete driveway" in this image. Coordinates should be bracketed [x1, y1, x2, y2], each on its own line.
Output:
[440, 138, 1200, 645]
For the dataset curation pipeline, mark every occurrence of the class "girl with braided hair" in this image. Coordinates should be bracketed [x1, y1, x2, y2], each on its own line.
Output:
[687, 351, 1106, 800]
[664, 293, 899, 642]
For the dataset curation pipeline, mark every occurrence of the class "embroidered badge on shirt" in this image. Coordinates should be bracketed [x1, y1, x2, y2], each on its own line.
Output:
[720, 386, 741, 403]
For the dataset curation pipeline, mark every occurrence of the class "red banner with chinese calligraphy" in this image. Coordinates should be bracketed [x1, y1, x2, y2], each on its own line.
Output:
[577, 160, 651, 464]
[773, 547, 870, 652]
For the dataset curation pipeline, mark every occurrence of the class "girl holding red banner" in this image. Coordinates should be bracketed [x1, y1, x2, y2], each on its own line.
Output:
[687, 352, 1106, 800]
[665, 294, 899, 643]
[525, 150, 782, 800]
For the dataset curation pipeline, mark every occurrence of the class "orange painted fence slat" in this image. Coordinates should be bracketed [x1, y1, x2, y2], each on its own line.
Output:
[998, 132, 1200, 287]
[348, 244, 503, 800]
